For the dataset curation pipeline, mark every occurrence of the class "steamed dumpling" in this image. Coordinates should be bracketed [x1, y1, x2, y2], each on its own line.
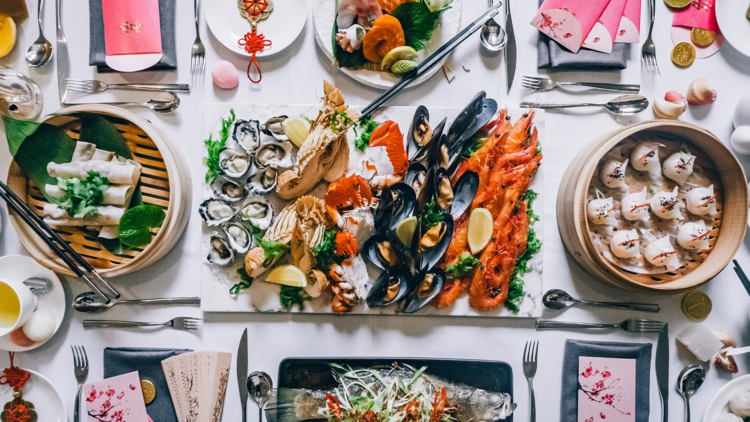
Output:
[610, 229, 641, 258]
[686, 185, 717, 216]
[650, 187, 682, 220]
[677, 220, 710, 250]
[600, 160, 628, 189]
[630, 142, 662, 176]
[729, 390, 750, 417]
[644, 236, 680, 271]
[587, 196, 615, 225]
[621, 187, 650, 221]
[714, 414, 743, 422]
[663, 151, 695, 185]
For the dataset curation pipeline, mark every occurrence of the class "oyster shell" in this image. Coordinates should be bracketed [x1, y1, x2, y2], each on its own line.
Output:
[223, 222, 253, 254]
[219, 148, 252, 178]
[260, 116, 289, 141]
[246, 167, 278, 195]
[199, 198, 235, 226]
[239, 196, 275, 230]
[207, 232, 234, 266]
[254, 140, 295, 169]
[233, 119, 261, 153]
[212, 177, 248, 202]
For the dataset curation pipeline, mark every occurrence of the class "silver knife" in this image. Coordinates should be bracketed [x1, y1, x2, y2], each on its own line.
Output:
[504, 0, 516, 93]
[656, 323, 669, 422]
[238, 328, 249, 422]
[55, 0, 69, 104]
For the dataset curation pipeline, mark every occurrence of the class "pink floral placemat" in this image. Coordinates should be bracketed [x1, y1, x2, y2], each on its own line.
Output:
[84, 371, 149, 422]
[578, 357, 636, 422]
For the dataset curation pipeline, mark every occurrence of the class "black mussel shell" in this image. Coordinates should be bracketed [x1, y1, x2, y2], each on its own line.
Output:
[401, 268, 447, 313]
[416, 167, 437, 214]
[416, 213, 454, 272]
[447, 91, 486, 147]
[373, 185, 394, 234]
[407, 106, 431, 160]
[411, 117, 447, 165]
[450, 170, 479, 219]
[366, 271, 410, 308]
[388, 183, 417, 229]
[431, 133, 463, 174]
[458, 98, 498, 147]
[432, 168, 454, 211]
[404, 163, 428, 197]
[364, 234, 403, 271]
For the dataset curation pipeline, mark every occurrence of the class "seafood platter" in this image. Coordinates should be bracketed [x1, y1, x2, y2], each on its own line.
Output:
[200, 82, 545, 317]
[313, 0, 462, 88]
[558, 120, 748, 294]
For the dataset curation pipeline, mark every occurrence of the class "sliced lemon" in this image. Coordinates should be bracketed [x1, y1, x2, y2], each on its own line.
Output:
[266, 265, 307, 287]
[283, 116, 311, 148]
[395, 216, 417, 247]
[0, 14, 17, 58]
[468, 208, 493, 254]
[381, 46, 418, 71]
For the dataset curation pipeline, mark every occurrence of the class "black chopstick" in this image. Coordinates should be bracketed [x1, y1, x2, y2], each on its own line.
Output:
[360, 2, 503, 118]
[732, 259, 750, 297]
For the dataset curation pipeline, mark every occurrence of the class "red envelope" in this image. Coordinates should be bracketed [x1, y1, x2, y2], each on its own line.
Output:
[531, 0, 613, 53]
[615, 0, 640, 43]
[102, 0, 162, 56]
[583, 0, 627, 53]
[672, 0, 719, 32]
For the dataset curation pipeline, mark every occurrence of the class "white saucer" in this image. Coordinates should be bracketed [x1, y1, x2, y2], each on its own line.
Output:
[0, 369, 67, 422]
[703, 374, 750, 422]
[0, 255, 66, 352]
[105, 53, 164, 72]
[716, 0, 750, 58]
[206, 0, 308, 59]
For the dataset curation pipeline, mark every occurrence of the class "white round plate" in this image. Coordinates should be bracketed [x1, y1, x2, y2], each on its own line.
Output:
[716, 0, 750, 57]
[0, 255, 65, 352]
[0, 369, 67, 422]
[206, 0, 308, 58]
[703, 374, 750, 422]
[313, 0, 462, 90]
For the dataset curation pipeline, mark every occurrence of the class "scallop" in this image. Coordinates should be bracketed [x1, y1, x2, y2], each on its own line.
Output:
[621, 187, 650, 221]
[247, 167, 278, 195]
[260, 116, 289, 141]
[677, 220, 710, 250]
[610, 229, 641, 259]
[239, 196, 274, 230]
[233, 119, 261, 153]
[686, 184, 717, 216]
[212, 177, 248, 202]
[254, 140, 294, 168]
[199, 198, 235, 226]
[644, 236, 680, 271]
[223, 222, 254, 254]
[587, 196, 615, 225]
[663, 150, 695, 186]
[219, 148, 252, 178]
[600, 160, 628, 189]
[650, 186, 682, 220]
[630, 142, 662, 176]
[207, 232, 234, 266]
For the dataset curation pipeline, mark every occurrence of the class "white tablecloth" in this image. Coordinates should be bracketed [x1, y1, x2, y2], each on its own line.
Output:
[1, 0, 750, 421]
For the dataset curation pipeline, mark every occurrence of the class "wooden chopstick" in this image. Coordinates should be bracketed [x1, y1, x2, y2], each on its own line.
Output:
[732, 259, 750, 297]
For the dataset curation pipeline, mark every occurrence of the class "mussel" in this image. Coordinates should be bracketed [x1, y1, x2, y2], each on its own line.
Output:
[239, 196, 274, 230]
[364, 234, 402, 271]
[412, 117, 447, 165]
[223, 222, 254, 254]
[211, 177, 248, 202]
[404, 163, 427, 196]
[447, 91, 486, 146]
[450, 170, 479, 220]
[233, 119, 261, 153]
[366, 271, 410, 308]
[373, 185, 394, 234]
[260, 116, 289, 141]
[247, 167, 278, 195]
[401, 268, 446, 313]
[388, 183, 417, 229]
[407, 106, 432, 160]
[199, 198, 235, 226]
[457, 98, 498, 147]
[207, 232, 234, 266]
[218, 148, 252, 178]
[254, 140, 294, 169]
[416, 213, 454, 272]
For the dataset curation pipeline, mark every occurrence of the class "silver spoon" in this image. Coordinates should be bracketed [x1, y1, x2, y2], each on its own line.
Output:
[93, 93, 180, 114]
[543, 289, 660, 312]
[677, 364, 705, 422]
[25, 0, 53, 68]
[73, 291, 201, 313]
[520, 95, 650, 116]
[23, 276, 51, 294]
[479, 0, 506, 53]
[247, 371, 273, 422]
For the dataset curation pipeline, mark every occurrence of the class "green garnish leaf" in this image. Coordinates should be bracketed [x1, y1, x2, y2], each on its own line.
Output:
[279, 285, 311, 309]
[463, 136, 487, 158]
[315, 229, 341, 269]
[256, 237, 290, 268]
[230, 267, 254, 295]
[504, 227, 542, 314]
[331, 21, 368, 69]
[54, 171, 109, 219]
[118, 204, 166, 248]
[391, 1, 436, 51]
[535, 140, 543, 156]
[446, 252, 481, 279]
[524, 189, 540, 224]
[353, 116, 380, 152]
[330, 110, 355, 133]
[203, 109, 236, 183]
[421, 199, 443, 232]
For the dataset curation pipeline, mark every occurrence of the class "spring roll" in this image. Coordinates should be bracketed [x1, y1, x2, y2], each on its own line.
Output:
[45, 184, 134, 206]
[43, 203, 124, 226]
[47, 159, 141, 185]
[71, 141, 115, 162]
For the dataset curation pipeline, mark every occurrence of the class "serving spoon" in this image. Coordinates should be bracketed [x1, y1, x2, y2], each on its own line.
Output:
[479, 0, 506, 53]
[25, 0, 53, 68]
[542, 289, 660, 313]
[73, 291, 200, 313]
[87, 92, 181, 114]
[520, 95, 649, 116]
[677, 364, 705, 422]
[247, 371, 273, 422]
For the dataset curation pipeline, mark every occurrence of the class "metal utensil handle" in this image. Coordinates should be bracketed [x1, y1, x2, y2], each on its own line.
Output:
[520, 102, 600, 109]
[37, 0, 44, 35]
[558, 82, 640, 92]
[119, 297, 201, 305]
[74, 382, 82, 422]
[194, 0, 200, 35]
[108, 83, 191, 93]
[528, 380, 536, 422]
[685, 396, 691, 422]
[83, 320, 164, 328]
[577, 300, 660, 312]
[536, 320, 618, 329]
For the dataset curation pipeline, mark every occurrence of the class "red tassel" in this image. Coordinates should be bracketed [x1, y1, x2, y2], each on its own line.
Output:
[238, 29, 272, 83]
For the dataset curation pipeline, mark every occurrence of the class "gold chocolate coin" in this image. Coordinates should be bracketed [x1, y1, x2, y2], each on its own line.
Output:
[141, 380, 156, 404]
[681, 290, 712, 321]
[691, 28, 716, 47]
[672, 42, 696, 67]
[664, 0, 691, 9]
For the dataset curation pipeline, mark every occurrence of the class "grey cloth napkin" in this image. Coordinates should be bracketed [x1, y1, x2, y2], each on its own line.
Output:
[104, 347, 192, 422]
[88, 0, 177, 73]
[561, 340, 652, 422]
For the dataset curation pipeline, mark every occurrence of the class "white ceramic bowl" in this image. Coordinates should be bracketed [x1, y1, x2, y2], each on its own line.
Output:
[703, 374, 750, 422]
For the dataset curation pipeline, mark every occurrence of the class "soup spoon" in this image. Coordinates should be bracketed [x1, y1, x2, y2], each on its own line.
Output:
[73, 291, 200, 313]
[25, 0, 53, 68]
[542, 289, 660, 312]
[479, 0, 506, 53]
[90, 93, 181, 114]
[247, 371, 273, 422]
[520, 95, 650, 116]
[677, 364, 705, 422]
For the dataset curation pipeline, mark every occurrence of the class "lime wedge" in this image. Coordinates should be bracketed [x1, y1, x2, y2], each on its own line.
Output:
[266, 265, 307, 287]
[381, 46, 418, 71]
[468, 208, 493, 254]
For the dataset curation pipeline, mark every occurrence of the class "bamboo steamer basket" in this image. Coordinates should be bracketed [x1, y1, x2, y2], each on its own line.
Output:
[557, 120, 748, 294]
[6, 105, 191, 278]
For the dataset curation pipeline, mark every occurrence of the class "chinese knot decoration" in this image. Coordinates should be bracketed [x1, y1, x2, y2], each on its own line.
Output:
[0, 353, 37, 422]
[238, 0, 274, 83]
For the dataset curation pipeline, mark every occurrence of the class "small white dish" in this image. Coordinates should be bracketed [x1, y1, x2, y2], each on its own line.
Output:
[716, 0, 750, 58]
[105, 53, 164, 72]
[0, 255, 65, 352]
[206, 0, 308, 59]
[0, 369, 67, 422]
[670, 26, 724, 59]
[703, 374, 750, 422]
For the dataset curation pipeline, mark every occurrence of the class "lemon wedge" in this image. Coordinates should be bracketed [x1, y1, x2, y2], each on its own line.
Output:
[381, 46, 418, 71]
[283, 116, 311, 148]
[395, 216, 417, 247]
[0, 14, 17, 58]
[266, 265, 307, 287]
[468, 208, 493, 254]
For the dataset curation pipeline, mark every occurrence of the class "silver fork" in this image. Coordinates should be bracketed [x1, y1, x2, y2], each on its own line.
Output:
[536, 318, 664, 332]
[66, 79, 190, 93]
[72, 345, 89, 422]
[641, 0, 659, 75]
[523, 341, 538, 422]
[82, 317, 202, 331]
[521, 76, 640, 93]
[190, 0, 205, 76]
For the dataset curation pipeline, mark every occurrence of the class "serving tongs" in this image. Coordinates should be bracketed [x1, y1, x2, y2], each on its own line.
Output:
[0, 180, 120, 302]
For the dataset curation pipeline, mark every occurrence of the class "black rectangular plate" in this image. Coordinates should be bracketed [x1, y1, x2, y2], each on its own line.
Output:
[278, 357, 514, 422]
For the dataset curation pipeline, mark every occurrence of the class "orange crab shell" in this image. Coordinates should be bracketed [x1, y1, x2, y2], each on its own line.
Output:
[335, 231, 358, 258]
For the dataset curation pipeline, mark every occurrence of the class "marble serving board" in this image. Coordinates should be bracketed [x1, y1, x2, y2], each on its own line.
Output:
[200, 103, 545, 317]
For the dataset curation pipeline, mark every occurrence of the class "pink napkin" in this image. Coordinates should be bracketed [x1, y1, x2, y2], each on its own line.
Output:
[84, 371, 150, 422]
[102, 0, 162, 56]
[615, 0, 640, 43]
[583, 0, 628, 53]
[531, 0, 613, 53]
[673, 0, 719, 32]
[577, 357, 636, 422]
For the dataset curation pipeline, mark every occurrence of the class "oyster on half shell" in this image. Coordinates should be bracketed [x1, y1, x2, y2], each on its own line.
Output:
[199, 198, 235, 226]
[207, 232, 234, 266]
[246, 167, 278, 195]
[223, 222, 254, 254]
[260, 116, 289, 141]
[233, 119, 261, 153]
[219, 148, 252, 178]
[239, 196, 275, 230]
[254, 140, 295, 169]
[211, 177, 248, 202]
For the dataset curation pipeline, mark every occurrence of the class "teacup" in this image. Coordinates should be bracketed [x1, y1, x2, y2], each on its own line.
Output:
[0, 279, 38, 337]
